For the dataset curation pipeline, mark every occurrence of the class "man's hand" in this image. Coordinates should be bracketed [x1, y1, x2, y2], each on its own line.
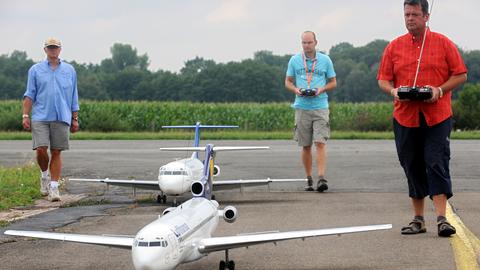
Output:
[315, 87, 324, 96]
[295, 88, 304, 96]
[425, 85, 442, 103]
[70, 119, 79, 133]
[22, 117, 31, 131]
[391, 87, 411, 102]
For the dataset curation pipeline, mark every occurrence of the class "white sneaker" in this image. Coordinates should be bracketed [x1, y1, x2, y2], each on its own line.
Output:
[40, 176, 50, 196]
[48, 186, 61, 202]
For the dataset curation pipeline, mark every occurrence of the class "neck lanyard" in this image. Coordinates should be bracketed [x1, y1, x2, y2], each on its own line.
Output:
[302, 53, 317, 88]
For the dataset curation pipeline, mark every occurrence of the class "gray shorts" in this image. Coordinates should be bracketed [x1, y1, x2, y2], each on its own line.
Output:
[31, 121, 70, 150]
[294, 109, 330, 146]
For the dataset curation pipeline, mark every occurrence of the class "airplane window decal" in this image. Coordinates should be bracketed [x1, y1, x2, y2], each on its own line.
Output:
[149, 241, 161, 247]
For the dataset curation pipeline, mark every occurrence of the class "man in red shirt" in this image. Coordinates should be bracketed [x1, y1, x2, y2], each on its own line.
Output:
[377, 0, 467, 237]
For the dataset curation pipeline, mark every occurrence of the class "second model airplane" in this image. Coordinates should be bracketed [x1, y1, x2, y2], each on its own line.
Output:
[70, 122, 305, 204]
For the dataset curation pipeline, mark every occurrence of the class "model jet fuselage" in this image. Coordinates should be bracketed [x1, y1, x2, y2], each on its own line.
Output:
[132, 197, 223, 270]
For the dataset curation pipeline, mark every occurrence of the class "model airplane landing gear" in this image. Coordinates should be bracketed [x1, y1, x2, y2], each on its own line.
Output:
[219, 249, 235, 270]
[156, 194, 167, 204]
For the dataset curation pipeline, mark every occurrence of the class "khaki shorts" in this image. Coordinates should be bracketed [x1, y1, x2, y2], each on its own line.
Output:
[31, 121, 70, 150]
[294, 109, 330, 146]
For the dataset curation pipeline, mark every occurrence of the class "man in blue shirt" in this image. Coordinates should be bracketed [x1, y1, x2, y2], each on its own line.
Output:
[285, 31, 337, 192]
[22, 37, 80, 202]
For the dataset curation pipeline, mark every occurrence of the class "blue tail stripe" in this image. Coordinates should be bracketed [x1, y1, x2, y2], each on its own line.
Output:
[198, 144, 215, 199]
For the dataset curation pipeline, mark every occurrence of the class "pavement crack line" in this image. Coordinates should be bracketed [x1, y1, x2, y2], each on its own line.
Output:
[447, 202, 480, 270]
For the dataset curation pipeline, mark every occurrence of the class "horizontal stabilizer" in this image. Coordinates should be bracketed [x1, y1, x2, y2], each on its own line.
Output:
[4, 230, 133, 249]
[160, 146, 269, 152]
[162, 125, 238, 129]
[198, 224, 392, 253]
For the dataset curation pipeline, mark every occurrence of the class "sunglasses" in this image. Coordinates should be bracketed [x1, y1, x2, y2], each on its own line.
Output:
[46, 45, 60, 49]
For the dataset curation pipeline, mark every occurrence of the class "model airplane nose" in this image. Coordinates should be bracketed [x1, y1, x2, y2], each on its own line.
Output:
[158, 176, 186, 194]
[132, 248, 175, 270]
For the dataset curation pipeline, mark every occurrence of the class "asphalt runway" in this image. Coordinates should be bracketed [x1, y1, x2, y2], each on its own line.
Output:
[1, 140, 479, 270]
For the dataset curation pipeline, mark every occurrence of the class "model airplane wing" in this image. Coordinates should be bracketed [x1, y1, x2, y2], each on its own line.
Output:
[213, 178, 306, 191]
[70, 178, 159, 190]
[197, 224, 392, 253]
[4, 230, 134, 249]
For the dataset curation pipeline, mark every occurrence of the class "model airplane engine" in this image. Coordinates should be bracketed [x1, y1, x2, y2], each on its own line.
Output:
[213, 165, 221, 177]
[191, 181, 204, 197]
[162, 207, 177, 216]
[222, 206, 238, 223]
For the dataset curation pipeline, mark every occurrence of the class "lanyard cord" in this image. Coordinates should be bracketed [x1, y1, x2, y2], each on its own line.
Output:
[302, 53, 317, 89]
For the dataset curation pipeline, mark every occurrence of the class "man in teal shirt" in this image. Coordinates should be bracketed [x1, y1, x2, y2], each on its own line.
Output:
[285, 31, 337, 192]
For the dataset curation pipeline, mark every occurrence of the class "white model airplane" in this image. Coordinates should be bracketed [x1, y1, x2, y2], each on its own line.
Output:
[5, 143, 392, 270]
[70, 122, 305, 204]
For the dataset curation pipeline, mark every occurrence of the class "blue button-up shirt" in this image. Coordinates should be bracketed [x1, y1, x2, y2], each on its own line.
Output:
[24, 59, 79, 125]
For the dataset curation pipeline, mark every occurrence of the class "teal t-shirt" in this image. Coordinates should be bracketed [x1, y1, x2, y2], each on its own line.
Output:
[286, 52, 336, 110]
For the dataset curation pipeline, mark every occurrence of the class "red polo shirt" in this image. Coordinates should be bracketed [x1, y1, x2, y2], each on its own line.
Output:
[377, 29, 467, 127]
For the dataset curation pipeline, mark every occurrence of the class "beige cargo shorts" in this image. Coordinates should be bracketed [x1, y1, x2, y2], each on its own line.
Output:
[294, 109, 330, 147]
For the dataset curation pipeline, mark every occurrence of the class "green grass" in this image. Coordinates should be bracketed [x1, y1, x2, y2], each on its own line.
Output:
[0, 220, 10, 227]
[0, 163, 42, 211]
[1, 130, 480, 140]
[60, 198, 111, 208]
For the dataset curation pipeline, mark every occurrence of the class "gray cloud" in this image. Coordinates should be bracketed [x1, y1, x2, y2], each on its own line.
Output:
[0, 0, 478, 72]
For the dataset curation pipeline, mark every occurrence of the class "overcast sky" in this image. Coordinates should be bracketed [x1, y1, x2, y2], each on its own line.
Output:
[1, 0, 478, 72]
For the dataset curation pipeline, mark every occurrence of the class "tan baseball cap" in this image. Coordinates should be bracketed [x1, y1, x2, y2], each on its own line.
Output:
[44, 37, 61, 47]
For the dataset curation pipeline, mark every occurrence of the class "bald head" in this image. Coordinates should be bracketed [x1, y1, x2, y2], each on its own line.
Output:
[301, 31, 317, 57]
[302, 31, 317, 42]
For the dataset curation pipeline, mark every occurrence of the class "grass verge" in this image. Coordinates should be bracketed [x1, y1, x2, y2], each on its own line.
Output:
[0, 162, 41, 211]
[0, 220, 10, 227]
[60, 198, 111, 208]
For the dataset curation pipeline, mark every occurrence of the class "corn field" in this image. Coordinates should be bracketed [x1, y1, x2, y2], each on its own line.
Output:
[1, 100, 397, 132]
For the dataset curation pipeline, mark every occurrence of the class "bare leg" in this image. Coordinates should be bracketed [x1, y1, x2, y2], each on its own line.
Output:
[49, 149, 62, 181]
[432, 194, 447, 217]
[36, 147, 49, 172]
[315, 142, 326, 177]
[302, 146, 313, 177]
[412, 198, 425, 217]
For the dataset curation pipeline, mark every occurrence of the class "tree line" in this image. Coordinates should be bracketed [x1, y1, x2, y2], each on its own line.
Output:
[1, 42, 479, 102]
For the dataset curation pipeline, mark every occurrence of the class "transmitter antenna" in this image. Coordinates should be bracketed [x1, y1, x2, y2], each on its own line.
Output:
[412, 0, 435, 87]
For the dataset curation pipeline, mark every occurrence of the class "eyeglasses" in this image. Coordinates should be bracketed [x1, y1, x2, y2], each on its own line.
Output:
[46, 45, 60, 49]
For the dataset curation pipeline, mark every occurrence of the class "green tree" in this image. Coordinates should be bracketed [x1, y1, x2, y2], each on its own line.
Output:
[108, 43, 150, 72]
[0, 51, 34, 99]
[454, 83, 480, 130]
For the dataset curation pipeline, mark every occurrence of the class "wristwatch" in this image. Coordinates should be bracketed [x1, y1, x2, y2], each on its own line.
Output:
[22, 114, 29, 119]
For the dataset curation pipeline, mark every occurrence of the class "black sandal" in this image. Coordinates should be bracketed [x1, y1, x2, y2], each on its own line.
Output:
[438, 220, 456, 237]
[401, 219, 426, 235]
